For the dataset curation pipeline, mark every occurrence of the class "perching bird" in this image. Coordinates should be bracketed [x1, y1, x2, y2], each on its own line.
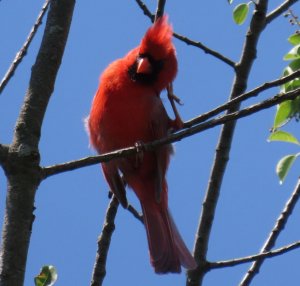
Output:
[88, 16, 196, 274]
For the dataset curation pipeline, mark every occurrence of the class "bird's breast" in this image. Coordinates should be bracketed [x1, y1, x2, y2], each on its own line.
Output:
[94, 87, 167, 153]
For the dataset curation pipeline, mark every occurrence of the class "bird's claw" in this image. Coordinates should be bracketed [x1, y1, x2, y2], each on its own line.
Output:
[168, 91, 184, 106]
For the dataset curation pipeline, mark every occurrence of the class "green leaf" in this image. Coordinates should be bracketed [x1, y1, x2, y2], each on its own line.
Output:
[276, 154, 299, 184]
[233, 3, 249, 25]
[291, 95, 300, 116]
[288, 33, 300, 46]
[34, 266, 58, 286]
[281, 59, 300, 93]
[273, 100, 293, 129]
[228, 0, 233, 4]
[283, 44, 300, 60]
[283, 59, 300, 76]
[282, 78, 300, 93]
[268, 130, 300, 145]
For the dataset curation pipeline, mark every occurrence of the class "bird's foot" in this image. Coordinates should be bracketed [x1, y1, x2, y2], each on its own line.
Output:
[167, 84, 184, 130]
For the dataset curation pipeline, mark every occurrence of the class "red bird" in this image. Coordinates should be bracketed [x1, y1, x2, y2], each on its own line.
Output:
[88, 16, 196, 273]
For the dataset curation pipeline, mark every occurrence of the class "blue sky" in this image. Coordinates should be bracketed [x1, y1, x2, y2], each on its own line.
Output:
[1, 1, 300, 285]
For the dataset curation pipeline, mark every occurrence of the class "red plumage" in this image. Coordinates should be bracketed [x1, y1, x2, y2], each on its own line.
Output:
[88, 16, 196, 273]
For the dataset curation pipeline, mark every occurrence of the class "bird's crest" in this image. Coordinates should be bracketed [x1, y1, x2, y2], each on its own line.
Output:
[139, 15, 175, 60]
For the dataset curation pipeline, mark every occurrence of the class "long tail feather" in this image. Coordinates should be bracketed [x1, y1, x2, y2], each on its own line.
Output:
[141, 203, 197, 274]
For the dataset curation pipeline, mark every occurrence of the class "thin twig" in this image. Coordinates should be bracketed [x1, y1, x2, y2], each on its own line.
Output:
[210, 240, 300, 269]
[42, 148, 137, 178]
[154, 0, 166, 21]
[239, 178, 300, 286]
[185, 69, 300, 128]
[134, 0, 235, 68]
[266, 0, 299, 24]
[90, 196, 119, 286]
[41, 87, 300, 178]
[173, 32, 236, 68]
[0, 0, 51, 95]
[135, 0, 155, 22]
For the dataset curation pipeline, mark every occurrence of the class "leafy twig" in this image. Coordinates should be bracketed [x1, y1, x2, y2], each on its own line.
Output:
[239, 178, 300, 286]
[90, 196, 119, 286]
[0, 0, 51, 95]
[42, 87, 300, 178]
[266, 0, 299, 24]
[210, 240, 300, 269]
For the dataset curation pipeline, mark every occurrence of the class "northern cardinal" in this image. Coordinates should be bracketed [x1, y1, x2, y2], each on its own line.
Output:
[88, 16, 196, 273]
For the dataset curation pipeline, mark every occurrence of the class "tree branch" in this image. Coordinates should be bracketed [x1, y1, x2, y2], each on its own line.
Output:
[134, 0, 235, 68]
[185, 68, 300, 128]
[41, 87, 300, 178]
[173, 32, 236, 68]
[187, 1, 269, 285]
[0, 0, 51, 95]
[0, 1, 75, 285]
[154, 0, 166, 21]
[239, 178, 300, 286]
[266, 0, 299, 24]
[209, 240, 300, 269]
[135, 0, 155, 22]
[90, 196, 119, 286]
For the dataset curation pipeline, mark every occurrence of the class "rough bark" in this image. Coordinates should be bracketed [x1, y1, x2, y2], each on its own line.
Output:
[0, 1, 75, 285]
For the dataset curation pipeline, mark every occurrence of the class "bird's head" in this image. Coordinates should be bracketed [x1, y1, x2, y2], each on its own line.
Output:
[128, 15, 177, 92]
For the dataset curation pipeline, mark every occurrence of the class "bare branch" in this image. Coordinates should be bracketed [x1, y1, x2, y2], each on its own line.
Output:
[173, 32, 236, 68]
[187, 2, 269, 285]
[185, 69, 300, 128]
[134, 0, 235, 68]
[90, 196, 119, 286]
[0, 0, 51, 95]
[239, 178, 300, 286]
[135, 0, 155, 22]
[154, 0, 166, 21]
[210, 240, 300, 269]
[42, 149, 138, 178]
[266, 0, 299, 24]
[42, 87, 300, 178]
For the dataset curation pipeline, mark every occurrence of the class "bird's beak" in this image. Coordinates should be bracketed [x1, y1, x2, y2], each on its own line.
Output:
[137, 58, 152, 74]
